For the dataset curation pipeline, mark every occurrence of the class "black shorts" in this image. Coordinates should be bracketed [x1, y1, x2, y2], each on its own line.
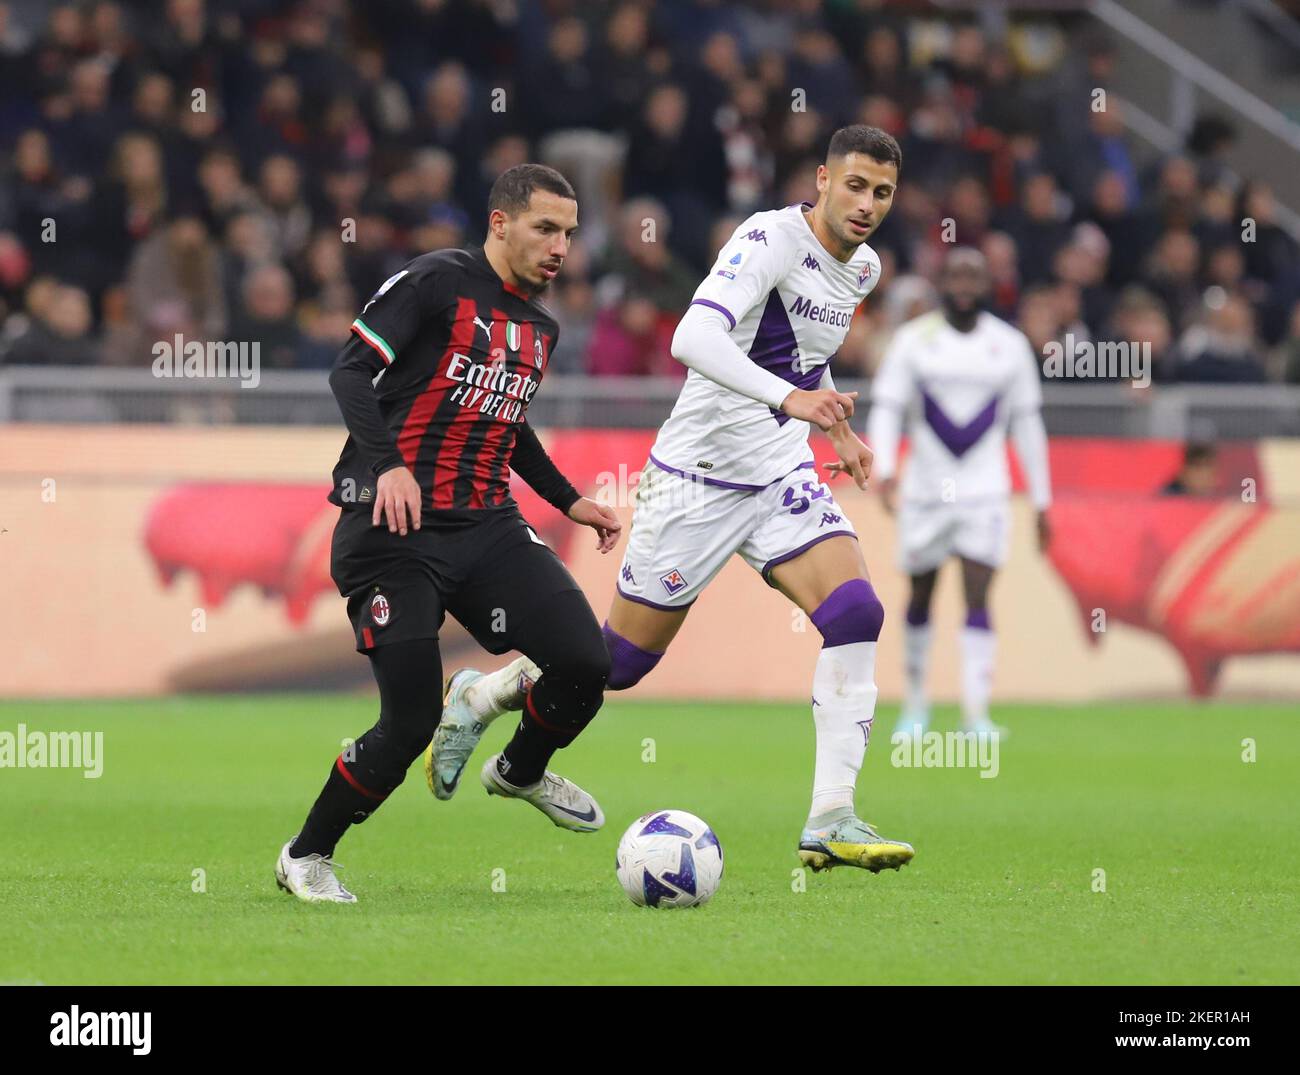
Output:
[331, 504, 585, 654]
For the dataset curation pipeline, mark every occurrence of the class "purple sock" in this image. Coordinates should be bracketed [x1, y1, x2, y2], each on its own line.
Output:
[906, 605, 930, 627]
[966, 609, 991, 631]
[810, 579, 884, 646]
[602, 623, 663, 690]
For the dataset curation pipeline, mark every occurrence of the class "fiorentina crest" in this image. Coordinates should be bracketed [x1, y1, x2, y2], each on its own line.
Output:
[659, 569, 688, 596]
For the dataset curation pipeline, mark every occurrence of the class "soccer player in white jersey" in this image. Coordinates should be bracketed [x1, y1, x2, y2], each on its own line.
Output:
[866, 247, 1052, 741]
[427, 126, 915, 874]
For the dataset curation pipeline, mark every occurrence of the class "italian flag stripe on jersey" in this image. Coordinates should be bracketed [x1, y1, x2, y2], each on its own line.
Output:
[351, 317, 395, 364]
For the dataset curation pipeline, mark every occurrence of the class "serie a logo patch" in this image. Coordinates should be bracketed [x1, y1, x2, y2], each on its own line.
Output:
[370, 592, 391, 626]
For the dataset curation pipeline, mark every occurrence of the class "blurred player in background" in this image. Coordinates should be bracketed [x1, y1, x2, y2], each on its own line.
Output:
[277, 164, 622, 904]
[867, 248, 1052, 742]
[431, 125, 915, 874]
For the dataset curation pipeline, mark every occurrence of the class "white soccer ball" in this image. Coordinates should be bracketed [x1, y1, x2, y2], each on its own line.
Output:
[615, 809, 724, 908]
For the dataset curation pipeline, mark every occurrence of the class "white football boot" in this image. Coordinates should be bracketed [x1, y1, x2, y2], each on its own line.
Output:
[425, 656, 540, 800]
[480, 754, 605, 832]
[892, 707, 930, 744]
[275, 840, 357, 903]
[963, 717, 1009, 739]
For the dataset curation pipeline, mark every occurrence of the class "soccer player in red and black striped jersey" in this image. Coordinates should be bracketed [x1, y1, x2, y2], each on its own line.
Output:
[276, 164, 622, 903]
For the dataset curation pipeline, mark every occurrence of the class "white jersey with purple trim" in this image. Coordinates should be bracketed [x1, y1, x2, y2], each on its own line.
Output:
[650, 204, 882, 488]
[872, 310, 1042, 505]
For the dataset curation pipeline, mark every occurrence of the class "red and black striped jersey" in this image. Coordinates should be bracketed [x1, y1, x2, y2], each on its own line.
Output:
[328, 245, 579, 516]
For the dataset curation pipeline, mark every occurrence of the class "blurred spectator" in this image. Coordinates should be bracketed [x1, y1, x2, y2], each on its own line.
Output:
[1082, 169, 1157, 288]
[1053, 224, 1115, 335]
[595, 198, 698, 317]
[548, 239, 596, 376]
[231, 261, 299, 370]
[258, 153, 312, 260]
[0, 0, 1290, 385]
[1161, 441, 1219, 496]
[1000, 172, 1071, 286]
[1143, 229, 1202, 332]
[1178, 291, 1267, 383]
[1106, 286, 1181, 383]
[586, 296, 679, 378]
[126, 213, 226, 350]
[1019, 285, 1067, 372]
[2, 279, 96, 365]
[1281, 302, 1300, 384]
[295, 284, 353, 370]
[981, 230, 1020, 321]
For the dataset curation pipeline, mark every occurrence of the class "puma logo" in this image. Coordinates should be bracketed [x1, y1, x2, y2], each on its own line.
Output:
[474, 316, 493, 339]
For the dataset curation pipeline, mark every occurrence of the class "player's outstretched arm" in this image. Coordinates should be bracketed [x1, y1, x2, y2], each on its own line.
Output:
[566, 496, 621, 553]
[511, 421, 621, 552]
[670, 302, 856, 428]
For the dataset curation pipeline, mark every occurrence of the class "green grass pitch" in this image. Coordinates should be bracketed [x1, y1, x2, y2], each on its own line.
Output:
[2, 696, 1296, 985]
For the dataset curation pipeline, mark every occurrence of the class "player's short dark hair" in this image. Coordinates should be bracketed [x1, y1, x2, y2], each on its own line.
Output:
[487, 163, 577, 218]
[826, 125, 902, 176]
[1183, 440, 1217, 466]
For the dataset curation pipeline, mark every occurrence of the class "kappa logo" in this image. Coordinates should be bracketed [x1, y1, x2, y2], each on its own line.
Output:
[370, 592, 391, 626]
[819, 511, 843, 527]
[743, 229, 767, 245]
[659, 568, 688, 596]
[803, 254, 820, 272]
[621, 565, 635, 584]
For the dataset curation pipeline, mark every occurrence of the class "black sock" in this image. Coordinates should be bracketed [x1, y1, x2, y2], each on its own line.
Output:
[292, 759, 382, 858]
[500, 713, 572, 787]
[292, 638, 443, 858]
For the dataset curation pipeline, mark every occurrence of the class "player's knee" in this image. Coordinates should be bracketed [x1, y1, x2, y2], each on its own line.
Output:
[602, 622, 663, 690]
[810, 578, 884, 645]
[532, 645, 609, 730]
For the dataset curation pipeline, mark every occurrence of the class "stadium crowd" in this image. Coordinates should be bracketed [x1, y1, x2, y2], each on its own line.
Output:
[1, 0, 1299, 384]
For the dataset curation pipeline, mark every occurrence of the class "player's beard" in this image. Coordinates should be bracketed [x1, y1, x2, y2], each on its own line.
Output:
[837, 217, 871, 253]
[942, 292, 985, 331]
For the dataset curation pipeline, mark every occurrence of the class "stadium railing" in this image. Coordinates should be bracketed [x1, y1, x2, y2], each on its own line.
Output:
[2, 367, 1298, 439]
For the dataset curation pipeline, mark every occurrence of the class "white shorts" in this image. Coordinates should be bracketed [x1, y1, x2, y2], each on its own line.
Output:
[616, 456, 858, 610]
[896, 498, 1009, 575]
